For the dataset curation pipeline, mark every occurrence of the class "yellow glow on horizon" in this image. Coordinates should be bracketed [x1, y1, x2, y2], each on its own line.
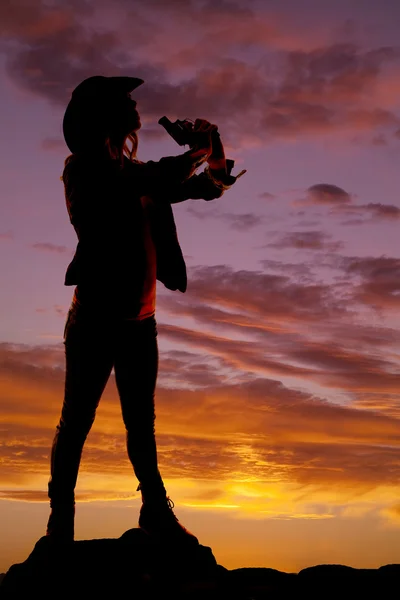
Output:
[182, 503, 240, 509]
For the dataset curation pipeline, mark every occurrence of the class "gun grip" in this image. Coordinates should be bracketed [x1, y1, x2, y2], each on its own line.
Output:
[226, 159, 235, 175]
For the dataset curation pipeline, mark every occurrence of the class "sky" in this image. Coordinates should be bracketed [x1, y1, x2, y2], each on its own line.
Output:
[1, 0, 400, 575]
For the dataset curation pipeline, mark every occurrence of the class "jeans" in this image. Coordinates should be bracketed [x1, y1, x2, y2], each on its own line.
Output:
[48, 302, 161, 505]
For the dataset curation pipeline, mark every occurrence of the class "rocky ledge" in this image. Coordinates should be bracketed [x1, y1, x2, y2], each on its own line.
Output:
[0, 529, 398, 598]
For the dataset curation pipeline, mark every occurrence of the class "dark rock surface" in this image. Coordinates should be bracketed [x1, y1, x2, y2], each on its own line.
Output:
[0, 529, 399, 598]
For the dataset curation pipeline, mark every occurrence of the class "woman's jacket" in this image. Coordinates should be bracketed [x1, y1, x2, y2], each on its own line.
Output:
[62, 151, 235, 293]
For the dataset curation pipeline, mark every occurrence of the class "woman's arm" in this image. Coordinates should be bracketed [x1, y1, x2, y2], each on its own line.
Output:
[151, 125, 241, 204]
[168, 165, 237, 202]
[123, 147, 209, 194]
[124, 119, 242, 202]
[124, 118, 215, 192]
[163, 129, 241, 203]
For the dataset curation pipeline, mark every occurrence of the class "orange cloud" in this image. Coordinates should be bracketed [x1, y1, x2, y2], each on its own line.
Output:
[1, 337, 399, 498]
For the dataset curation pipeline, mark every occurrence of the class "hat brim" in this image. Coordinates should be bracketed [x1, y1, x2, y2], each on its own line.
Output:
[105, 76, 144, 94]
[71, 75, 144, 99]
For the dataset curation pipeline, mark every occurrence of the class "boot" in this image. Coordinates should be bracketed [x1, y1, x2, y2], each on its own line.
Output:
[137, 483, 199, 545]
[46, 502, 75, 544]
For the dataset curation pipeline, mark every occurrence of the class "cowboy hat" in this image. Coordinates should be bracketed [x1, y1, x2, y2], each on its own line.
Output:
[63, 75, 144, 153]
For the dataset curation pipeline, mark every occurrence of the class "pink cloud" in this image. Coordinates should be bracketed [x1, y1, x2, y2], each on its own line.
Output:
[31, 242, 70, 254]
[340, 256, 400, 310]
[266, 230, 343, 252]
[2, 2, 400, 146]
[307, 184, 352, 204]
[363, 203, 400, 219]
[41, 137, 68, 152]
[259, 192, 276, 200]
[0, 0, 74, 39]
[0, 230, 14, 241]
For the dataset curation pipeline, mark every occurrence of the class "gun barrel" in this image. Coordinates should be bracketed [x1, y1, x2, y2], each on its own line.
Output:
[158, 116, 171, 128]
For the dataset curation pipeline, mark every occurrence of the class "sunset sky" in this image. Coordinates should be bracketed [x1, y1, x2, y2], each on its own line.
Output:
[1, 0, 400, 575]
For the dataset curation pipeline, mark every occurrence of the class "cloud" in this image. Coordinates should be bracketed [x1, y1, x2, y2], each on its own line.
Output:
[3, 256, 394, 416]
[134, 45, 400, 143]
[154, 260, 400, 404]
[157, 318, 400, 399]
[307, 184, 352, 204]
[339, 255, 400, 310]
[31, 242, 70, 254]
[294, 186, 400, 224]
[41, 137, 68, 152]
[273, 43, 400, 108]
[266, 230, 343, 252]
[186, 205, 262, 231]
[259, 258, 315, 281]
[158, 350, 226, 389]
[333, 202, 400, 224]
[224, 213, 261, 231]
[1, 1, 138, 105]
[372, 134, 387, 146]
[1, 339, 400, 501]
[0, 489, 139, 502]
[178, 264, 348, 324]
[0, 230, 14, 241]
[0, 0, 75, 39]
[351, 392, 400, 420]
[0, 490, 49, 502]
[363, 203, 400, 220]
[35, 305, 69, 317]
[259, 192, 276, 200]
[1, 221, 400, 510]
[1, 3, 400, 146]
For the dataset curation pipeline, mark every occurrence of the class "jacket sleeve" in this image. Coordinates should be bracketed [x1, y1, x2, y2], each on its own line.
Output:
[124, 152, 238, 203]
[123, 149, 209, 196]
[168, 166, 237, 203]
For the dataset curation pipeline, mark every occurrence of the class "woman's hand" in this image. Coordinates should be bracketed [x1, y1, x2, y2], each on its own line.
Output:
[191, 118, 218, 157]
[184, 118, 218, 175]
[192, 118, 227, 173]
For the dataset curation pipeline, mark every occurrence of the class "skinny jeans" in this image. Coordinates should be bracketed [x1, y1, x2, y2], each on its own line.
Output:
[48, 301, 160, 505]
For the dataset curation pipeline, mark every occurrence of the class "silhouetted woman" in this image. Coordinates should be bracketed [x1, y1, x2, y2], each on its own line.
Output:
[47, 75, 238, 545]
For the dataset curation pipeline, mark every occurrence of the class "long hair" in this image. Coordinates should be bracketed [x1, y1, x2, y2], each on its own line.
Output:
[61, 132, 139, 184]
[124, 132, 139, 162]
[106, 130, 139, 164]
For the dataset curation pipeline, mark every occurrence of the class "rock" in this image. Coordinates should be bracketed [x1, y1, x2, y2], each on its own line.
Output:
[0, 528, 223, 599]
[1, 531, 399, 599]
[228, 563, 400, 598]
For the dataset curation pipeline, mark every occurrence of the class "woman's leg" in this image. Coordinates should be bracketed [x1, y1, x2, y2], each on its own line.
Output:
[113, 316, 198, 543]
[47, 305, 114, 537]
[113, 316, 161, 488]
